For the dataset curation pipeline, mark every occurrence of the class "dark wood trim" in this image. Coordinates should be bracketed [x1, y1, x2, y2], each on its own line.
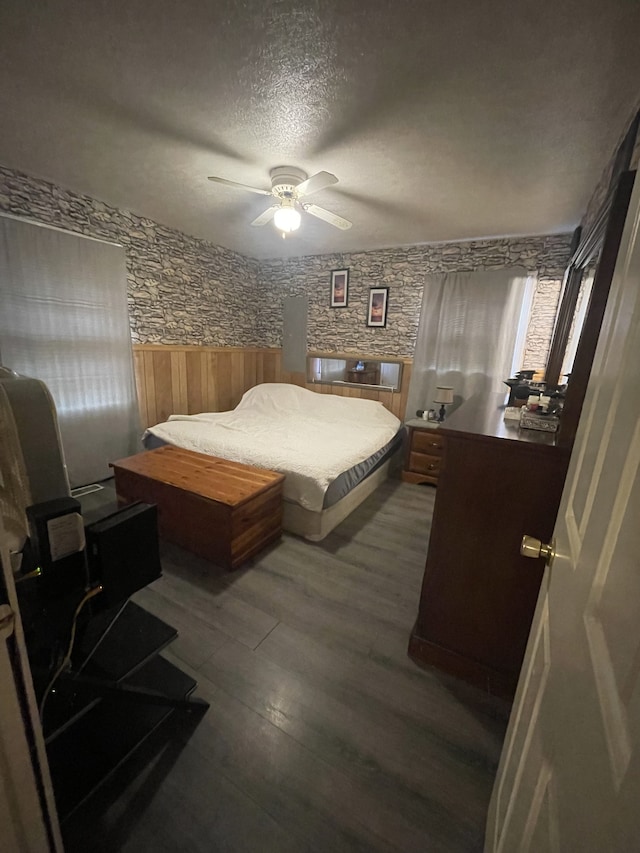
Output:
[408, 628, 517, 700]
[546, 184, 618, 391]
[569, 224, 583, 256]
[545, 264, 585, 387]
[609, 109, 640, 194]
[407, 395, 569, 701]
[558, 170, 636, 447]
[401, 471, 438, 485]
[545, 111, 639, 393]
[571, 195, 613, 268]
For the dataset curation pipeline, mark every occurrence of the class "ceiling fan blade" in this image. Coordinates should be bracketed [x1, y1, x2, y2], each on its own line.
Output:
[304, 203, 352, 230]
[250, 205, 278, 227]
[208, 175, 271, 196]
[296, 171, 338, 198]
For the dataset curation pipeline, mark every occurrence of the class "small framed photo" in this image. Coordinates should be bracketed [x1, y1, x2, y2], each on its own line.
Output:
[366, 287, 389, 327]
[330, 269, 349, 308]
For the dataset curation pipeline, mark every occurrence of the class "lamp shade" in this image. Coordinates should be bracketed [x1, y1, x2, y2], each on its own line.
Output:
[274, 205, 301, 233]
[433, 386, 454, 405]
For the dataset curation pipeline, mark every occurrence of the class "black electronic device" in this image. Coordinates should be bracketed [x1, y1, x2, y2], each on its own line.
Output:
[85, 502, 162, 610]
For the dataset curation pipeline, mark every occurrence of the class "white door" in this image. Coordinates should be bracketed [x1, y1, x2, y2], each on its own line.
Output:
[486, 171, 640, 853]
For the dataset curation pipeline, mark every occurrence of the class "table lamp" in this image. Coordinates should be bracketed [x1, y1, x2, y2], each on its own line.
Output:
[433, 386, 454, 422]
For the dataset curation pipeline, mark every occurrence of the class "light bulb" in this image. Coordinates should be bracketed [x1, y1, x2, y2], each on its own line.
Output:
[274, 205, 301, 233]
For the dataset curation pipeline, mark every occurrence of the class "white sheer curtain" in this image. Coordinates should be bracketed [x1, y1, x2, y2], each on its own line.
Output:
[0, 215, 140, 487]
[407, 268, 535, 418]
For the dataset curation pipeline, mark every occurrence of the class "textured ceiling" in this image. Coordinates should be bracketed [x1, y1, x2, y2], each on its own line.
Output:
[0, 0, 639, 259]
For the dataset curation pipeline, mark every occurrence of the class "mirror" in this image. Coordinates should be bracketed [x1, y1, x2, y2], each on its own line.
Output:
[551, 170, 636, 447]
[545, 247, 601, 389]
[559, 263, 597, 381]
[307, 355, 403, 391]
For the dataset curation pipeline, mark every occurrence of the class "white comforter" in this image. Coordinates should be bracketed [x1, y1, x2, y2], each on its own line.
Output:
[145, 383, 401, 512]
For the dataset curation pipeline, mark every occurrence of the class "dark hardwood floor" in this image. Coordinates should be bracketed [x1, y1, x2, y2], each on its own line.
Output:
[63, 478, 510, 852]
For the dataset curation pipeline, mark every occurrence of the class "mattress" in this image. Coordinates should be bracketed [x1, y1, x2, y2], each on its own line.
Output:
[143, 383, 402, 512]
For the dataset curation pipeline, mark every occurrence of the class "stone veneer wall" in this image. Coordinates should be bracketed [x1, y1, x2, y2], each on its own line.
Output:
[0, 164, 571, 367]
[259, 235, 573, 368]
[0, 166, 260, 346]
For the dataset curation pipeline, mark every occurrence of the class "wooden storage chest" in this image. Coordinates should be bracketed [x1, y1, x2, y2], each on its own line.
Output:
[110, 446, 285, 571]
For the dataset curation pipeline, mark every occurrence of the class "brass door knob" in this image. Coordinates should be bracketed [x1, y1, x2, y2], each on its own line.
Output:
[521, 535, 555, 565]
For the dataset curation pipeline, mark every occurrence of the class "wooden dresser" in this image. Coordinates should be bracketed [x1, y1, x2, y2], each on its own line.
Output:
[408, 394, 571, 698]
[402, 419, 445, 486]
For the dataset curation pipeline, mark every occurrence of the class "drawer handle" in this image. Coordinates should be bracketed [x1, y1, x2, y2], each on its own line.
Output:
[429, 442, 440, 447]
[428, 464, 436, 470]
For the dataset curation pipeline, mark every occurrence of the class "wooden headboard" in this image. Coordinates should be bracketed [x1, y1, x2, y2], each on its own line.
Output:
[132, 345, 412, 428]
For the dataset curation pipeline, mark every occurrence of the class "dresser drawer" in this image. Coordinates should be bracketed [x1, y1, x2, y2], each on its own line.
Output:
[409, 451, 442, 476]
[411, 430, 444, 455]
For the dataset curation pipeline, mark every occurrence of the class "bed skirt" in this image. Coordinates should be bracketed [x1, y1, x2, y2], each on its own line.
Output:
[282, 457, 395, 541]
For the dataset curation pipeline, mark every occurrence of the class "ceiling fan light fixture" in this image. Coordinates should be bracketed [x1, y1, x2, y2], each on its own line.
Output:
[273, 204, 301, 233]
[208, 166, 351, 233]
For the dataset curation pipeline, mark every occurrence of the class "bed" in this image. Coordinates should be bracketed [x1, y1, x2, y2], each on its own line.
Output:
[143, 383, 403, 540]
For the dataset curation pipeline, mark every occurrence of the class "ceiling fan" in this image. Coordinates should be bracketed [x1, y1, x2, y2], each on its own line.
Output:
[207, 166, 352, 235]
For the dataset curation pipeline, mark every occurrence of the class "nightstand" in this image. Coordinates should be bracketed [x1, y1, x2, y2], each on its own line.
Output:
[401, 418, 445, 486]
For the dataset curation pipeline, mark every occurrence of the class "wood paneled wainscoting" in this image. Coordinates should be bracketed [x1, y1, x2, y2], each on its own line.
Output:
[132, 345, 413, 429]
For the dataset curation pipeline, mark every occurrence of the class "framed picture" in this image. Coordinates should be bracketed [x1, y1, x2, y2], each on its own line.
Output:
[330, 268, 349, 308]
[366, 287, 389, 327]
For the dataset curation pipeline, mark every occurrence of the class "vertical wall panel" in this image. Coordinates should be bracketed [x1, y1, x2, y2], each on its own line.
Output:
[152, 350, 173, 423]
[133, 349, 148, 427]
[132, 346, 412, 428]
[256, 351, 265, 386]
[143, 350, 157, 427]
[203, 351, 218, 412]
[244, 350, 257, 392]
[230, 351, 246, 408]
[170, 350, 188, 415]
[186, 350, 204, 414]
[216, 352, 232, 412]
[262, 351, 279, 384]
